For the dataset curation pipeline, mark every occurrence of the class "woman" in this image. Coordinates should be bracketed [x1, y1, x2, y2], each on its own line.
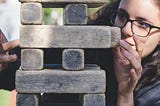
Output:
[90, 0, 160, 105]
[0, 0, 159, 106]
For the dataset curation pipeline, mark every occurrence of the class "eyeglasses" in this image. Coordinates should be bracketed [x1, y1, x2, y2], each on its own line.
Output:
[110, 10, 160, 37]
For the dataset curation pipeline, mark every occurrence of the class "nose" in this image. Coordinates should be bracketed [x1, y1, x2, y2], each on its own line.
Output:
[121, 21, 133, 38]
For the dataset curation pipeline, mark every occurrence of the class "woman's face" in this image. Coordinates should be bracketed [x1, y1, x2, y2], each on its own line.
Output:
[118, 0, 160, 58]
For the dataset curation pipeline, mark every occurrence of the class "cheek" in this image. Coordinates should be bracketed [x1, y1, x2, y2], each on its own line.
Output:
[142, 35, 160, 58]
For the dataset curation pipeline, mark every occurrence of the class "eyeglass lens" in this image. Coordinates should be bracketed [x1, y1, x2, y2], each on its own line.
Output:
[111, 11, 150, 37]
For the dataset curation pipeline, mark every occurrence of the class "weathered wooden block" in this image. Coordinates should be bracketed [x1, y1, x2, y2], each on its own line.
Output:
[21, 49, 43, 70]
[16, 69, 106, 93]
[111, 27, 122, 47]
[20, 25, 121, 48]
[64, 4, 88, 25]
[80, 94, 105, 106]
[19, 0, 108, 8]
[62, 49, 84, 70]
[16, 93, 40, 106]
[21, 3, 42, 24]
[85, 64, 100, 70]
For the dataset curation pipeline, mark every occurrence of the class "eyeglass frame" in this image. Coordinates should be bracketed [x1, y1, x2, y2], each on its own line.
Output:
[110, 10, 160, 37]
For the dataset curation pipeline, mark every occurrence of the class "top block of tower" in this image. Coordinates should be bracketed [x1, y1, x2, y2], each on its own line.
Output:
[19, 0, 108, 7]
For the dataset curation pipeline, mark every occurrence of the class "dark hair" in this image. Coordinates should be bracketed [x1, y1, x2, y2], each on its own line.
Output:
[135, 46, 160, 94]
[88, 0, 120, 25]
[153, 0, 160, 9]
[89, 0, 160, 95]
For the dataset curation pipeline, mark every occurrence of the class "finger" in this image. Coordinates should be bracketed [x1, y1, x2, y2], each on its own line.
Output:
[129, 69, 138, 88]
[121, 49, 142, 76]
[0, 54, 17, 63]
[2, 39, 19, 51]
[113, 46, 121, 59]
[133, 36, 144, 58]
[119, 40, 139, 58]
[113, 43, 128, 61]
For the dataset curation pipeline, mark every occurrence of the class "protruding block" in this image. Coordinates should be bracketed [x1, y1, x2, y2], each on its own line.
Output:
[16, 69, 106, 93]
[21, 3, 42, 24]
[21, 49, 43, 70]
[80, 94, 105, 106]
[20, 25, 121, 48]
[16, 93, 40, 106]
[19, 0, 109, 8]
[111, 27, 122, 47]
[64, 4, 88, 25]
[62, 49, 84, 70]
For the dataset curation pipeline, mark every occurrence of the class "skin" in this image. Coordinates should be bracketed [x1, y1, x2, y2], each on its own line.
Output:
[0, 39, 19, 71]
[113, 0, 160, 106]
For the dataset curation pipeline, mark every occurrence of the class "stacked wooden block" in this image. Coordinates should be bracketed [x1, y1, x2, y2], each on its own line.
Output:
[16, 0, 121, 106]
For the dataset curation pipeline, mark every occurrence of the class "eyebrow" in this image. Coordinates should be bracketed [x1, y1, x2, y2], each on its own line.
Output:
[118, 8, 154, 25]
[136, 17, 154, 25]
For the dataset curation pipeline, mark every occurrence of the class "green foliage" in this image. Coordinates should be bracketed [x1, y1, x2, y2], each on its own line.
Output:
[43, 8, 63, 25]
[43, 8, 53, 24]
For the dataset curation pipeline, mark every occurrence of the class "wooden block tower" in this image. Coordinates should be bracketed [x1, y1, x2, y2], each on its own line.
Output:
[16, 0, 121, 106]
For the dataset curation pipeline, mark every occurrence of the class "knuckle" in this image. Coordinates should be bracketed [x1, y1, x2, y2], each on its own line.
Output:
[137, 66, 142, 71]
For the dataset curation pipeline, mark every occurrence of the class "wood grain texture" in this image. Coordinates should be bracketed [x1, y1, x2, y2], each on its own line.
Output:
[16, 69, 106, 93]
[80, 94, 105, 106]
[21, 49, 43, 70]
[16, 93, 40, 106]
[64, 4, 88, 25]
[21, 3, 42, 24]
[20, 25, 121, 48]
[62, 49, 84, 70]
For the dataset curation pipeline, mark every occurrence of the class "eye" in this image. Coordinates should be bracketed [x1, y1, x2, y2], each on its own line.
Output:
[136, 20, 150, 29]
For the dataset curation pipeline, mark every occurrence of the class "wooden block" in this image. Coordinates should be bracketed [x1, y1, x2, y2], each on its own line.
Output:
[80, 94, 105, 106]
[64, 4, 88, 25]
[21, 3, 42, 24]
[20, 25, 121, 48]
[62, 49, 84, 70]
[19, 0, 108, 8]
[111, 27, 122, 47]
[21, 49, 43, 70]
[16, 93, 40, 106]
[85, 64, 100, 70]
[16, 69, 106, 93]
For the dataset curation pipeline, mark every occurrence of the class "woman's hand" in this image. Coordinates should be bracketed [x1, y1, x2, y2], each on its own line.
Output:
[0, 39, 19, 71]
[113, 36, 144, 105]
